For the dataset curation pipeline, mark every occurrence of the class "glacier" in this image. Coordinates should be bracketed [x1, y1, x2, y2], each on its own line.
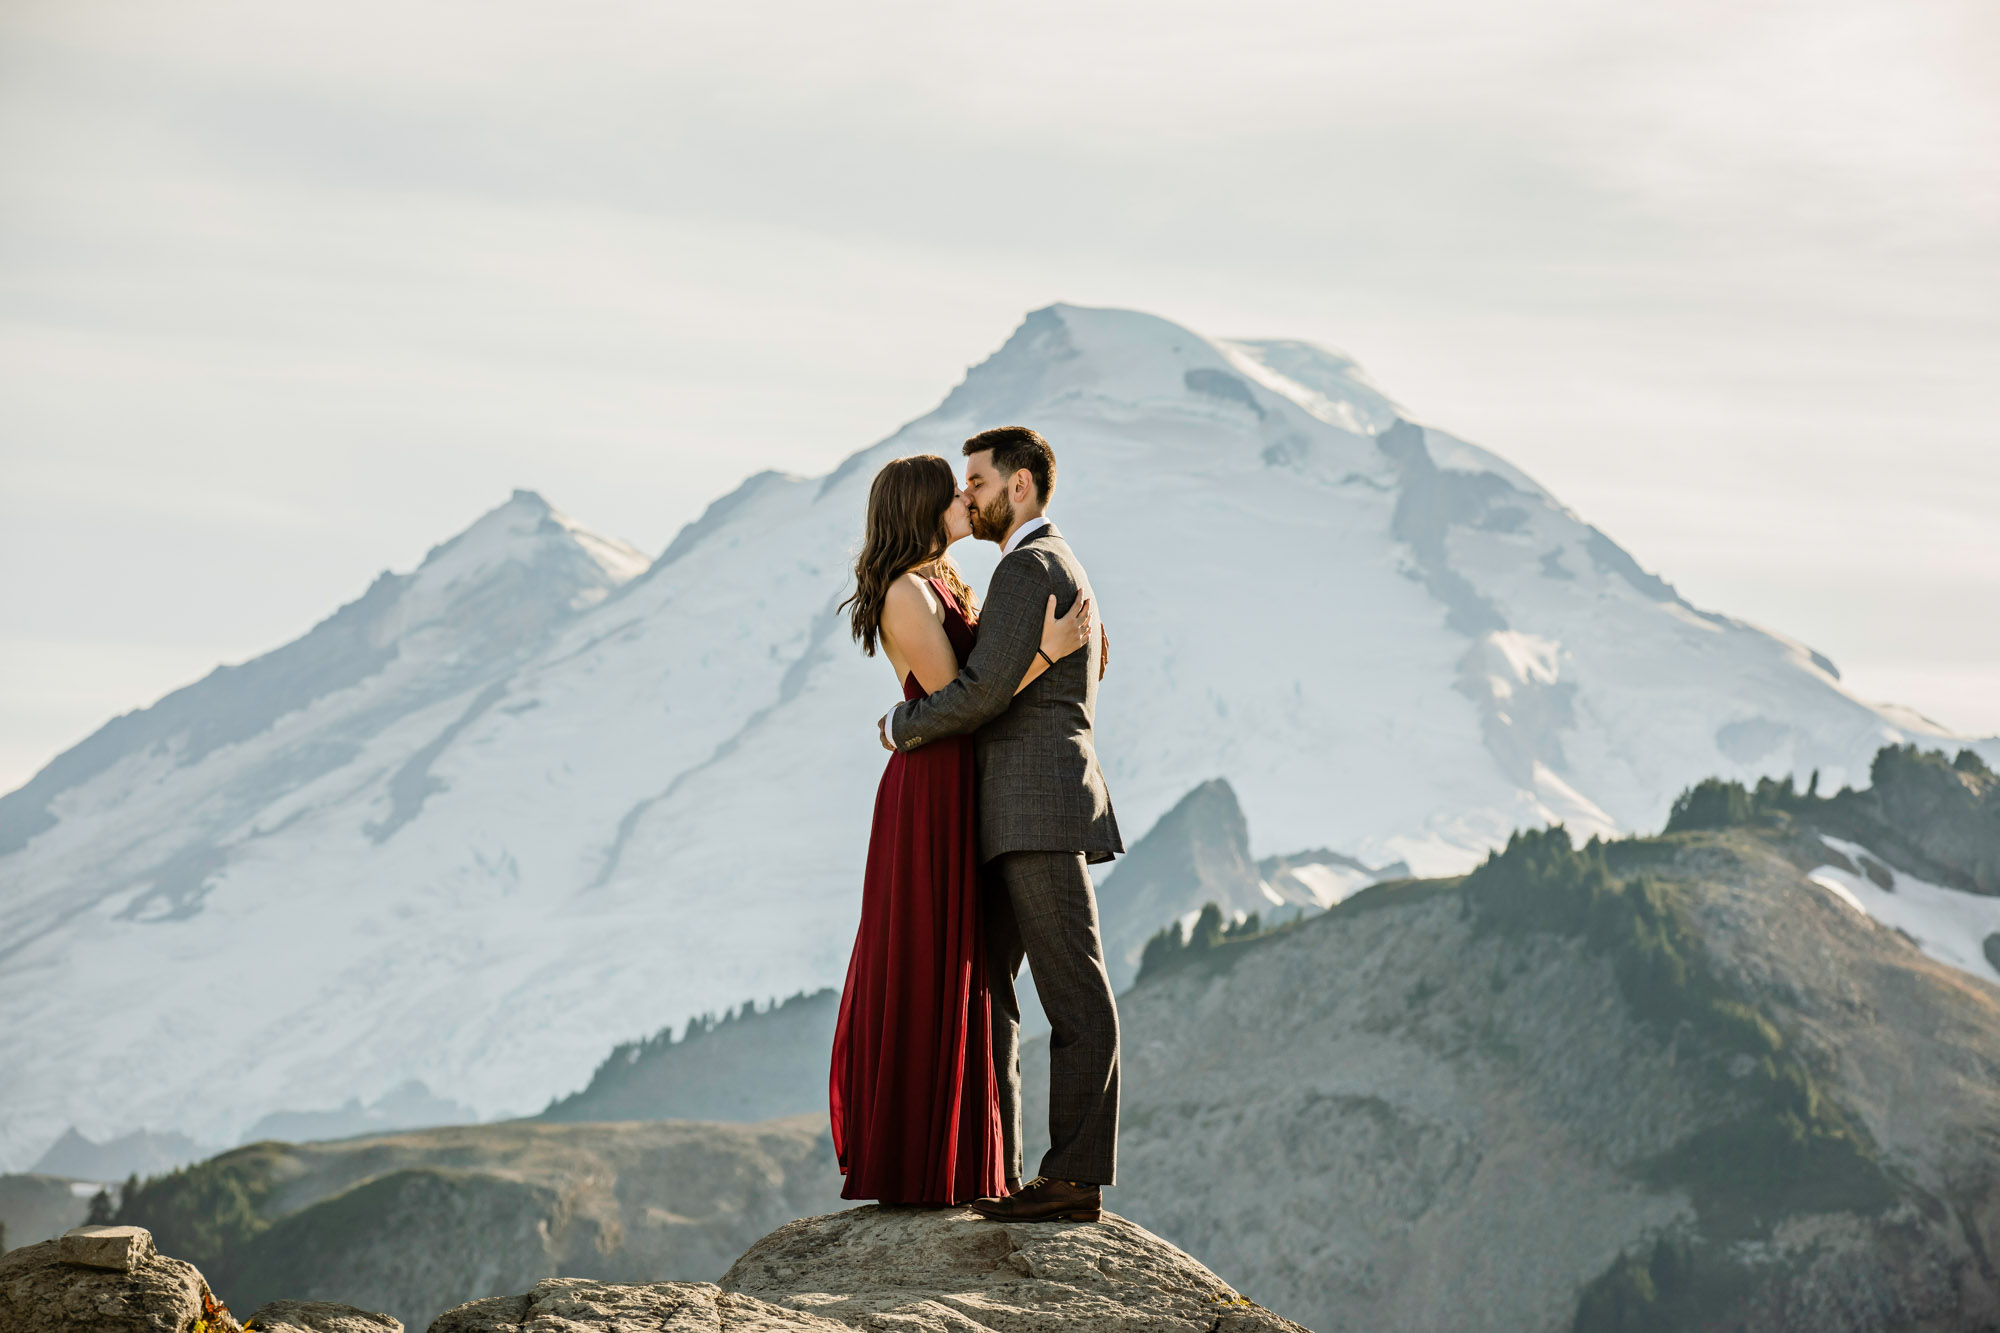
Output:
[0, 303, 1984, 1168]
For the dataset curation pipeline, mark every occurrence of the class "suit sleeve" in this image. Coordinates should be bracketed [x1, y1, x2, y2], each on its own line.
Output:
[888, 552, 1050, 749]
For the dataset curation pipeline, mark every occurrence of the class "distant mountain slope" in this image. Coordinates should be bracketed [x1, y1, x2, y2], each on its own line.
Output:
[238, 1080, 477, 1147]
[0, 1174, 94, 1250]
[538, 990, 838, 1125]
[1021, 774, 2000, 1333]
[1, 303, 1986, 1168]
[1660, 742, 2000, 986]
[113, 1115, 844, 1333]
[31, 1127, 213, 1180]
[1094, 778, 1403, 988]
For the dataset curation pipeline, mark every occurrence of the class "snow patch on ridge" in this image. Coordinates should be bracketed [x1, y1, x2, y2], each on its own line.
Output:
[1810, 835, 2000, 984]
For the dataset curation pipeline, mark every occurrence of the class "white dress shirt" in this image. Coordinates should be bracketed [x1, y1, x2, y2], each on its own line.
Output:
[1001, 514, 1050, 555]
[885, 514, 1052, 748]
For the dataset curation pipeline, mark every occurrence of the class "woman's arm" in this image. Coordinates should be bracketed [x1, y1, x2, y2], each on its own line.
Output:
[887, 581, 1094, 698]
[1011, 593, 1094, 694]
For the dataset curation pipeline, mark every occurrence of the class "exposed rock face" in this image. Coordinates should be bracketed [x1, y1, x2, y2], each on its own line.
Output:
[117, 1116, 843, 1333]
[1857, 745, 2000, 894]
[0, 1229, 216, 1333]
[243, 1298, 403, 1332]
[1021, 827, 2000, 1333]
[720, 1205, 1309, 1332]
[431, 1205, 1310, 1332]
[427, 1280, 844, 1332]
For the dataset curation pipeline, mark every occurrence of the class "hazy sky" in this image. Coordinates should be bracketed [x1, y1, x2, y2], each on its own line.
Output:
[3, 0, 1996, 791]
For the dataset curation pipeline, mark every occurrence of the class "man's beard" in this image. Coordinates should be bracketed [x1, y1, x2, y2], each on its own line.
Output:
[969, 491, 1014, 542]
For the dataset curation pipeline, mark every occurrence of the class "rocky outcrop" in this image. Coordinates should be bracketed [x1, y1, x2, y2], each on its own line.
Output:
[723, 1205, 1307, 1333]
[59, 1224, 157, 1271]
[429, 1204, 1310, 1332]
[1851, 744, 2000, 894]
[427, 1280, 843, 1332]
[243, 1299, 403, 1332]
[0, 1226, 221, 1333]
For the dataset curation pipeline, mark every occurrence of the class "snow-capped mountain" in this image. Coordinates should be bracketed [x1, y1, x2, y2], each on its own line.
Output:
[0, 304, 1984, 1168]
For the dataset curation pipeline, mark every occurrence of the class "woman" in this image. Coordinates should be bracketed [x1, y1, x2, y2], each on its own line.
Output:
[829, 454, 1093, 1205]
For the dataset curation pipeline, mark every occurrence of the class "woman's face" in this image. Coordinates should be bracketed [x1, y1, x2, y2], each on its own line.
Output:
[942, 487, 973, 544]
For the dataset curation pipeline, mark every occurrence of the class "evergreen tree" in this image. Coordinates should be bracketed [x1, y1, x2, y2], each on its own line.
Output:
[1664, 778, 1752, 832]
[1189, 903, 1226, 953]
[86, 1187, 115, 1225]
[1136, 920, 1186, 982]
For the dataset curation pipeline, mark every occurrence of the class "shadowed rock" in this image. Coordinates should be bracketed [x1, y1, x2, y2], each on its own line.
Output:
[245, 1298, 403, 1332]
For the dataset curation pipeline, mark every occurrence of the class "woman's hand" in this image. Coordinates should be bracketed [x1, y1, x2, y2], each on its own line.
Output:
[1040, 593, 1094, 663]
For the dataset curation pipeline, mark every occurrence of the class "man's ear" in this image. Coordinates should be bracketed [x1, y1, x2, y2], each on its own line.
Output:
[1012, 469, 1033, 504]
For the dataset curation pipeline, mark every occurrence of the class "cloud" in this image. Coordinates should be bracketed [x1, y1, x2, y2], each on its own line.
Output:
[0, 0, 1995, 788]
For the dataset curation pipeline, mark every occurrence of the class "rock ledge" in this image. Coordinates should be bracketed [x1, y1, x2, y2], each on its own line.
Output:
[0, 1229, 214, 1333]
[429, 1204, 1310, 1332]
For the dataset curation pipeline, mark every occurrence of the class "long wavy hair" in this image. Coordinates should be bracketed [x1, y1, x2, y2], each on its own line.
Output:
[842, 454, 977, 657]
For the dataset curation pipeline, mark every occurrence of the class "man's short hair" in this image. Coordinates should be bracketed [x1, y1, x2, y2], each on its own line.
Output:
[963, 426, 1056, 504]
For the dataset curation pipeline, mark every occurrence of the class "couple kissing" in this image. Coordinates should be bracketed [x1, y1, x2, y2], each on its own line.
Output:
[829, 425, 1123, 1225]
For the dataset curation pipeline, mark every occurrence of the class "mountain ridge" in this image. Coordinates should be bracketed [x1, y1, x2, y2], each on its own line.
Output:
[1, 302, 1989, 1169]
[1019, 808, 2000, 1333]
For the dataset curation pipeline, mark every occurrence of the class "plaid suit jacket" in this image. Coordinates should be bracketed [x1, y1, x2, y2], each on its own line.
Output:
[888, 522, 1123, 864]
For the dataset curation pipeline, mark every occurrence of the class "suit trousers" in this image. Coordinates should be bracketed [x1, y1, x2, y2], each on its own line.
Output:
[986, 850, 1121, 1186]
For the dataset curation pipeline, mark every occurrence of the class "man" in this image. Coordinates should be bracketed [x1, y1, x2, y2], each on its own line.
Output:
[877, 425, 1123, 1224]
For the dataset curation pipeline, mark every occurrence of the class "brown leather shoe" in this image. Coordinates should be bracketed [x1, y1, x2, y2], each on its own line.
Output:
[969, 1176, 1101, 1223]
[1005, 1176, 1023, 1195]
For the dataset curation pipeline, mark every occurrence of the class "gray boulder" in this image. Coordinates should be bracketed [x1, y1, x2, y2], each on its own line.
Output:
[245, 1298, 403, 1332]
[0, 1228, 223, 1333]
[59, 1224, 157, 1272]
[720, 1204, 1309, 1333]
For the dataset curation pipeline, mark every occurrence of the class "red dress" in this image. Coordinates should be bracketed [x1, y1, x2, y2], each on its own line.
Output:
[830, 579, 1006, 1204]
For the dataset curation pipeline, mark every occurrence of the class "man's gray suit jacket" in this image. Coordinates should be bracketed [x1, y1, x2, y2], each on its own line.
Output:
[888, 522, 1123, 865]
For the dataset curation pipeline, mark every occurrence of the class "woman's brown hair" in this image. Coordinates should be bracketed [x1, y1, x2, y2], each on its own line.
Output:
[842, 454, 978, 656]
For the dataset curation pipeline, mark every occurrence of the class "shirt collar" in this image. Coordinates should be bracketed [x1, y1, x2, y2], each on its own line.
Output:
[1002, 515, 1051, 556]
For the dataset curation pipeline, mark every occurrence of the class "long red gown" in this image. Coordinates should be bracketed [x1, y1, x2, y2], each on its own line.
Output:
[829, 578, 1006, 1205]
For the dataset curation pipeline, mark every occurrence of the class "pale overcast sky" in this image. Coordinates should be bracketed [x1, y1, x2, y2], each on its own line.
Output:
[3, 0, 1996, 790]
